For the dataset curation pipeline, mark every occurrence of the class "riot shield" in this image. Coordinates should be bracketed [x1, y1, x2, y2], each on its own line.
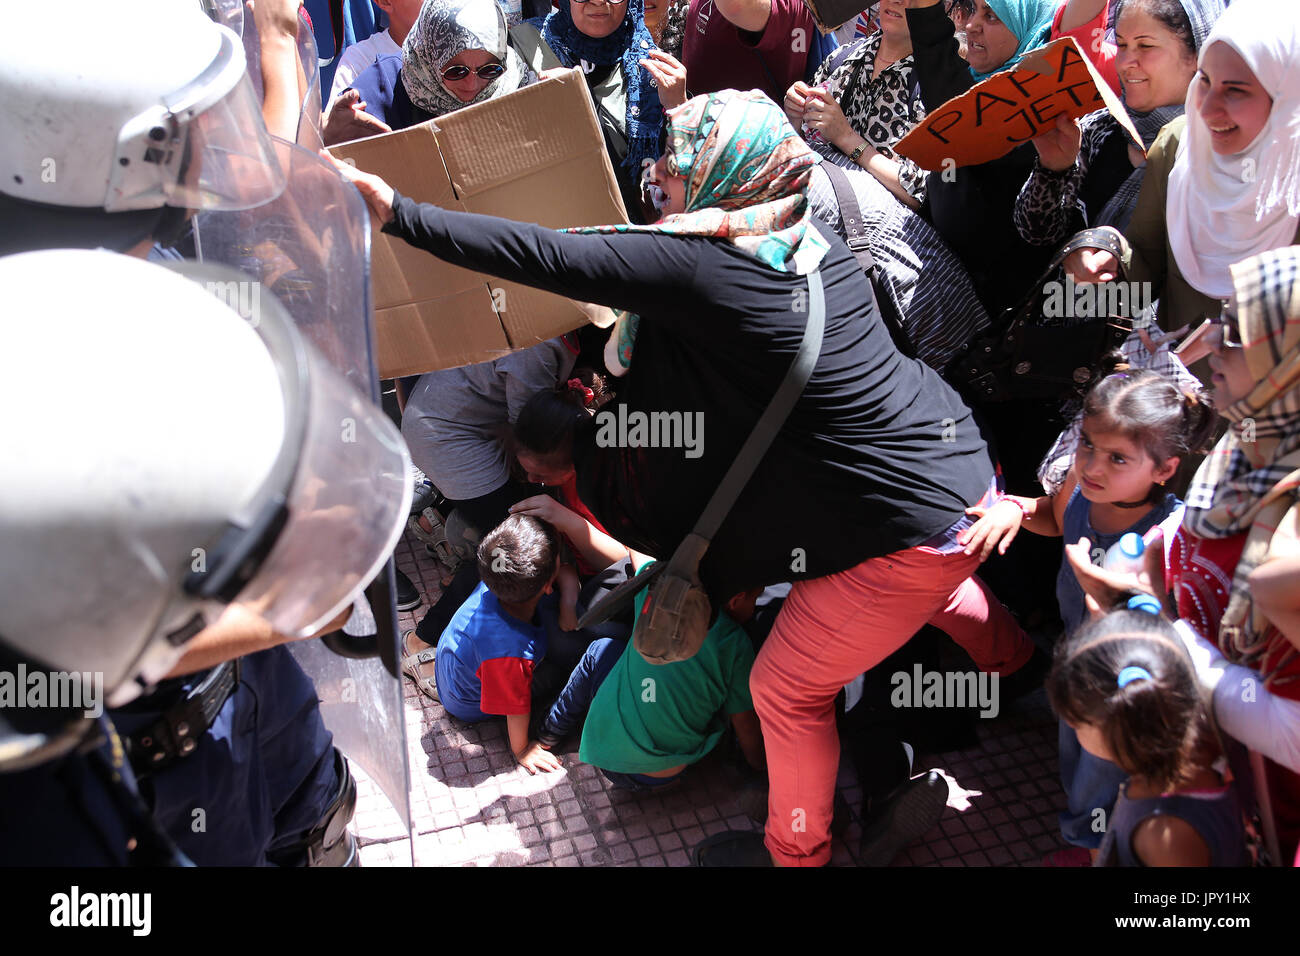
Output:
[193, 138, 411, 840]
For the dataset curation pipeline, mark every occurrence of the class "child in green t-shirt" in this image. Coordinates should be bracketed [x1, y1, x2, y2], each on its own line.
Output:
[536, 560, 765, 789]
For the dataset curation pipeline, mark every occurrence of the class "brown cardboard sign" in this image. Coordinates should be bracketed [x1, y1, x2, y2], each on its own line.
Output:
[328, 69, 628, 378]
[895, 36, 1144, 171]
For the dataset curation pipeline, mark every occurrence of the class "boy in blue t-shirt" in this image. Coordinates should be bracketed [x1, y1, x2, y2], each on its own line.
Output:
[434, 513, 571, 774]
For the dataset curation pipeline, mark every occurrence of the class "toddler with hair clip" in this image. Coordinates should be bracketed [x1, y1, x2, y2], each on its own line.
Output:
[1047, 608, 1248, 866]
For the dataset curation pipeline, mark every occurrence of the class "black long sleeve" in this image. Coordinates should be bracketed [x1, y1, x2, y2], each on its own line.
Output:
[381, 192, 994, 601]
[905, 2, 973, 112]
[383, 192, 701, 320]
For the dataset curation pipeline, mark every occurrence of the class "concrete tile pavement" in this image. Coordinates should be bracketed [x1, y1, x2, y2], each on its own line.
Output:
[350, 532, 1077, 867]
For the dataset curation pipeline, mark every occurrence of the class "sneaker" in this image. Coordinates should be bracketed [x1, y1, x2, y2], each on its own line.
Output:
[998, 646, 1051, 704]
[692, 831, 773, 867]
[1042, 846, 1093, 867]
[858, 770, 949, 866]
[395, 569, 422, 612]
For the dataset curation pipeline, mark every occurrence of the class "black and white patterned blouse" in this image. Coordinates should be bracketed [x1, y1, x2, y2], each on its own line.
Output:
[811, 31, 927, 201]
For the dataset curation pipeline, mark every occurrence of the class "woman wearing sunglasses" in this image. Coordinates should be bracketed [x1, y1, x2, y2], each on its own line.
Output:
[324, 0, 536, 145]
[1067, 245, 1300, 866]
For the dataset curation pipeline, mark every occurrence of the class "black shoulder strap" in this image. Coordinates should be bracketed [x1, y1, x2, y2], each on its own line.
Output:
[577, 270, 826, 629]
[818, 162, 916, 359]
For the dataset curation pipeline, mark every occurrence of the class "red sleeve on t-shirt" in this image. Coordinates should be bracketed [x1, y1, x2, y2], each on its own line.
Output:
[478, 657, 535, 715]
[1052, 2, 1120, 99]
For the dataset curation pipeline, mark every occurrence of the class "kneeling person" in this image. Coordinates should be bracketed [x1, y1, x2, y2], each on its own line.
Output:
[435, 513, 567, 773]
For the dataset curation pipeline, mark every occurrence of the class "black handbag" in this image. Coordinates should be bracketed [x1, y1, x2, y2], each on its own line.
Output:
[945, 228, 1138, 404]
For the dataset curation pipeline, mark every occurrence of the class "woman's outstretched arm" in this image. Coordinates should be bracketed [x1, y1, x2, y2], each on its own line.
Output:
[323, 148, 704, 316]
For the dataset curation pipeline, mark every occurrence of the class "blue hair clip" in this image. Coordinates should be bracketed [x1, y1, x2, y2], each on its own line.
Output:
[1117, 666, 1152, 688]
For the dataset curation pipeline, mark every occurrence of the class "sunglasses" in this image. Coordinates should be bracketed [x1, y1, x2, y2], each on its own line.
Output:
[441, 62, 505, 81]
[1210, 304, 1244, 350]
[572, 0, 629, 4]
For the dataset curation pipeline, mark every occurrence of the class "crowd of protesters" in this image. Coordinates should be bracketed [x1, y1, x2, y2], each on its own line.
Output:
[3, 0, 1298, 871]
[323, 0, 1300, 869]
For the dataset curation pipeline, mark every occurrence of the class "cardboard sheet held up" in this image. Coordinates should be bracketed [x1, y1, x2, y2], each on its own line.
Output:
[895, 37, 1143, 171]
[329, 69, 628, 378]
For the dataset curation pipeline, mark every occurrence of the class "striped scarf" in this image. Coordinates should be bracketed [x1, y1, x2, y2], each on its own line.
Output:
[1183, 247, 1300, 689]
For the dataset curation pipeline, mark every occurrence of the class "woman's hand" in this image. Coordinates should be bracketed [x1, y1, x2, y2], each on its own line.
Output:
[1032, 113, 1083, 172]
[319, 150, 396, 229]
[322, 89, 393, 147]
[802, 91, 855, 152]
[641, 50, 689, 110]
[248, 0, 301, 39]
[509, 494, 577, 534]
[1064, 247, 1120, 285]
[784, 81, 812, 130]
[957, 498, 1026, 560]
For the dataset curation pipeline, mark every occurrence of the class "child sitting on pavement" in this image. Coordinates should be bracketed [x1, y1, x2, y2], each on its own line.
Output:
[434, 513, 580, 774]
[533, 557, 765, 790]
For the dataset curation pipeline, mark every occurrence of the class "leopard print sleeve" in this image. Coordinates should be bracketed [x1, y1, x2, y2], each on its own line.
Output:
[1012, 109, 1112, 248]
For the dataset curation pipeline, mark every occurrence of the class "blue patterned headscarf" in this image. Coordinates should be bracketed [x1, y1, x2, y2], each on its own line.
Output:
[529, 0, 664, 173]
[969, 0, 1061, 82]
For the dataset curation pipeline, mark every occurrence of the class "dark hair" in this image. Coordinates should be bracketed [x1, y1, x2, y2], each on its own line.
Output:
[1046, 610, 1219, 792]
[1080, 358, 1218, 500]
[476, 513, 560, 604]
[512, 366, 610, 463]
[1113, 0, 1198, 58]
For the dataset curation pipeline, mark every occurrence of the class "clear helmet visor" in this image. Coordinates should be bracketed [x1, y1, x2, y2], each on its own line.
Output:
[108, 29, 286, 213]
[174, 73, 288, 211]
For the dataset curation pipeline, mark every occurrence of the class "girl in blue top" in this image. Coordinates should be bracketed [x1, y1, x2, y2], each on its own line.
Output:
[959, 362, 1218, 861]
[1046, 609, 1249, 867]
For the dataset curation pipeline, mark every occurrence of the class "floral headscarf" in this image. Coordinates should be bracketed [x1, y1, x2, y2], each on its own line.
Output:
[568, 90, 831, 373]
[402, 0, 534, 119]
[1184, 247, 1300, 690]
[531, 0, 664, 172]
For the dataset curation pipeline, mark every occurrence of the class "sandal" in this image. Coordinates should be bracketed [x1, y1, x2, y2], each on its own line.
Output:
[407, 508, 464, 586]
[428, 537, 465, 586]
[406, 507, 448, 552]
[400, 630, 439, 703]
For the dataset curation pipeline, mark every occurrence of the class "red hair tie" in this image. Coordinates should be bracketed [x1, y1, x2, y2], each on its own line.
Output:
[567, 377, 595, 404]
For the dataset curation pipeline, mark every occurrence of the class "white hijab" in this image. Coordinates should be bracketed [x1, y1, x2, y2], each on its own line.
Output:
[1166, 0, 1300, 298]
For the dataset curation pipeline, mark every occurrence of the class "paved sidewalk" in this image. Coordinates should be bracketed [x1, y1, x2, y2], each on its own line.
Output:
[351, 533, 1075, 867]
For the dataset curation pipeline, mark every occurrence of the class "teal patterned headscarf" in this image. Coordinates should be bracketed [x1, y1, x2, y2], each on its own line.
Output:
[568, 90, 830, 373]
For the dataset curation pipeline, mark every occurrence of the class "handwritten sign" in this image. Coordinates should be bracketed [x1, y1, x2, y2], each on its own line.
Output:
[895, 36, 1144, 171]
